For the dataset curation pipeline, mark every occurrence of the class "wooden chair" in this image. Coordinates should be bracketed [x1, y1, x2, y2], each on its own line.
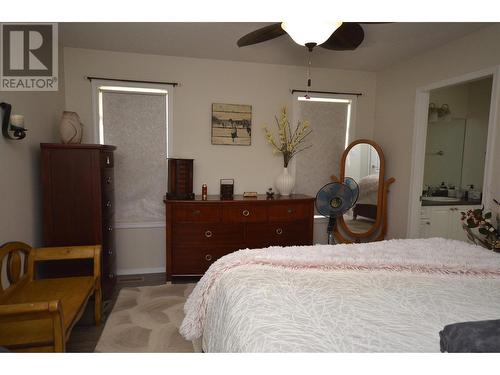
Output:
[0, 242, 101, 352]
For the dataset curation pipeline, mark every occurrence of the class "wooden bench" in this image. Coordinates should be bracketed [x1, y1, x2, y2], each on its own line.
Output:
[0, 242, 102, 352]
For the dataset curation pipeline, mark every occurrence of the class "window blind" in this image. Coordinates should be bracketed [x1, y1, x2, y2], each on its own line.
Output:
[101, 91, 167, 225]
[294, 101, 349, 198]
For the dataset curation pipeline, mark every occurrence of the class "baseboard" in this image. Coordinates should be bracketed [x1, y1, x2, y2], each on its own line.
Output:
[116, 267, 165, 276]
[115, 222, 165, 229]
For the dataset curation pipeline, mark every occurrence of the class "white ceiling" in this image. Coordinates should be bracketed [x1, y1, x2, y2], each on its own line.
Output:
[61, 22, 493, 71]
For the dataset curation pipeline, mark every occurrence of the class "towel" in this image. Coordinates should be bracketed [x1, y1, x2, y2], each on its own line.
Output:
[439, 319, 500, 352]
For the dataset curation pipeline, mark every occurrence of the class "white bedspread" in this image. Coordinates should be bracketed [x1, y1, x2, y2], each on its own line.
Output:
[180, 238, 500, 352]
[357, 173, 379, 204]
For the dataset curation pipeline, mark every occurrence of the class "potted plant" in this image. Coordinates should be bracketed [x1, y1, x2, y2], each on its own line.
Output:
[263, 107, 312, 196]
[460, 199, 500, 252]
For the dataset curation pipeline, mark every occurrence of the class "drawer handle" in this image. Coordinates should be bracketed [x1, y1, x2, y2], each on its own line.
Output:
[106, 156, 111, 165]
[205, 254, 212, 261]
[106, 176, 112, 184]
[426, 221, 431, 225]
[205, 230, 213, 238]
[242, 209, 250, 217]
[107, 225, 113, 232]
[276, 228, 283, 235]
[287, 208, 294, 214]
[106, 200, 112, 208]
[192, 209, 201, 216]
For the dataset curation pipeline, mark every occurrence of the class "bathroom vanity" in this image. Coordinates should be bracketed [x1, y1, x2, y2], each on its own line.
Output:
[419, 198, 481, 241]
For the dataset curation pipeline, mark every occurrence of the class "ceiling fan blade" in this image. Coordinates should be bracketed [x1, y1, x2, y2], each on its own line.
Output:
[237, 23, 286, 47]
[319, 22, 365, 51]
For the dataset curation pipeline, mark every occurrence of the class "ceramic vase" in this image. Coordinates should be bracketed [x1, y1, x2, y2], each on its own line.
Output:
[275, 167, 295, 196]
[60, 111, 83, 144]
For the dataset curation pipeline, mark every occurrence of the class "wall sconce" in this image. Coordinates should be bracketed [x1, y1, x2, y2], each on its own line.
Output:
[428, 103, 451, 123]
[1, 102, 27, 140]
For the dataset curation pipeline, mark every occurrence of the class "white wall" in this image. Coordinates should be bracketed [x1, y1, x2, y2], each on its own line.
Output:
[374, 23, 500, 239]
[0, 40, 65, 247]
[63, 47, 377, 273]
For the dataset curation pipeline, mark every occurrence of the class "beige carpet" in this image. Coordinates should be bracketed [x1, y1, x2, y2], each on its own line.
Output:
[95, 283, 200, 352]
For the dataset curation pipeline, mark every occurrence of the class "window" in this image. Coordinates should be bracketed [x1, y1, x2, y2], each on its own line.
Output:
[292, 92, 357, 200]
[91, 80, 173, 227]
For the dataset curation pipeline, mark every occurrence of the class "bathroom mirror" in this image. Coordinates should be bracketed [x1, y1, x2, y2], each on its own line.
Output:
[423, 118, 468, 192]
[332, 139, 395, 243]
[422, 77, 491, 201]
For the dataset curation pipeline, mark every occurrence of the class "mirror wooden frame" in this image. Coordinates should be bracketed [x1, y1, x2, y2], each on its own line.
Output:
[331, 139, 395, 243]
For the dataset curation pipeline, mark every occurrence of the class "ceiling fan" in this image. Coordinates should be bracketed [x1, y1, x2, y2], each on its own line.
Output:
[237, 22, 382, 52]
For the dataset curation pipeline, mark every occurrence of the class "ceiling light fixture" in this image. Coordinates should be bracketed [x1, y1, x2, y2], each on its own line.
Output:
[281, 21, 343, 51]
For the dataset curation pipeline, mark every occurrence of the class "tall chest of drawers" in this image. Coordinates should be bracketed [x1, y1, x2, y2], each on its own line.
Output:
[40, 143, 116, 300]
[164, 195, 314, 280]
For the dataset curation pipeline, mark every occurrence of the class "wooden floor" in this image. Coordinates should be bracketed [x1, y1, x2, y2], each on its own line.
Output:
[67, 273, 169, 352]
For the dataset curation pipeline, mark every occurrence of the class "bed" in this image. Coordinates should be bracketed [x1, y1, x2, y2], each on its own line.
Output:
[353, 173, 379, 220]
[180, 238, 500, 352]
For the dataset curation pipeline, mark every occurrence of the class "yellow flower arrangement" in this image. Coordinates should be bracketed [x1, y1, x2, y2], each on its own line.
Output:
[263, 107, 312, 167]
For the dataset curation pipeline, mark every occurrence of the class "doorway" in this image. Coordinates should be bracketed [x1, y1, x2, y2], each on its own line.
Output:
[407, 67, 500, 238]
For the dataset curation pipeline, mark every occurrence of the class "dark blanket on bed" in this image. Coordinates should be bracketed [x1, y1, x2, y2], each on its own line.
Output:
[440, 319, 500, 352]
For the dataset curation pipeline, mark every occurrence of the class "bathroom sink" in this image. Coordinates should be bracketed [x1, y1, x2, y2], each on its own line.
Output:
[422, 196, 460, 202]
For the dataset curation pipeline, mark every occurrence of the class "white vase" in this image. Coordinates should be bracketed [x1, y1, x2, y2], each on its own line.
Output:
[60, 111, 83, 144]
[275, 167, 295, 196]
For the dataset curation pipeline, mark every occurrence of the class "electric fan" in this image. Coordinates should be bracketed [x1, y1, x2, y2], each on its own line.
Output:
[344, 177, 359, 207]
[315, 178, 359, 244]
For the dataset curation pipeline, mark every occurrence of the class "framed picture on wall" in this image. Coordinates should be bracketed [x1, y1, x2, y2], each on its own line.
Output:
[211, 103, 252, 146]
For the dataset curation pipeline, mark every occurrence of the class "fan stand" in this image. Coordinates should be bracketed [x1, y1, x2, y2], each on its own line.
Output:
[331, 176, 396, 243]
[327, 215, 337, 245]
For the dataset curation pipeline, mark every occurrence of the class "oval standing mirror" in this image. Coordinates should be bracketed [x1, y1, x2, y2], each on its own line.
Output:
[338, 139, 385, 238]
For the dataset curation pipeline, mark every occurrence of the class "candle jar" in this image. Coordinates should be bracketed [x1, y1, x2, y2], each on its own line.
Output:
[202, 184, 208, 200]
[220, 179, 234, 200]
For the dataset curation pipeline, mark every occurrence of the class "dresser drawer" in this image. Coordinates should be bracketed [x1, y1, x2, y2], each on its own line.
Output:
[101, 266, 116, 282]
[165, 196, 315, 281]
[101, 168, 114, 191]
[172, 246, 236, 275]
[102, 265, 116, 296]
[102, 220, 114, 237]
[173, 223, 244, 246]
[173, 204, 221, 223]
[102, 190, 114, 218]
[102, 245, 116, 270]
[246, 221, 311, 248]
[268, 202, 312, 222]
[102, 229, 115, 259]
[100, 151, 114, 168]
[222, 204, 267, 223]
[102, 217, 115, 260]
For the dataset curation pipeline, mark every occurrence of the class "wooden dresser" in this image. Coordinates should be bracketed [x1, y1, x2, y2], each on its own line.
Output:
[164, 194, 314, 280]
[40, 143, 116, 300]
